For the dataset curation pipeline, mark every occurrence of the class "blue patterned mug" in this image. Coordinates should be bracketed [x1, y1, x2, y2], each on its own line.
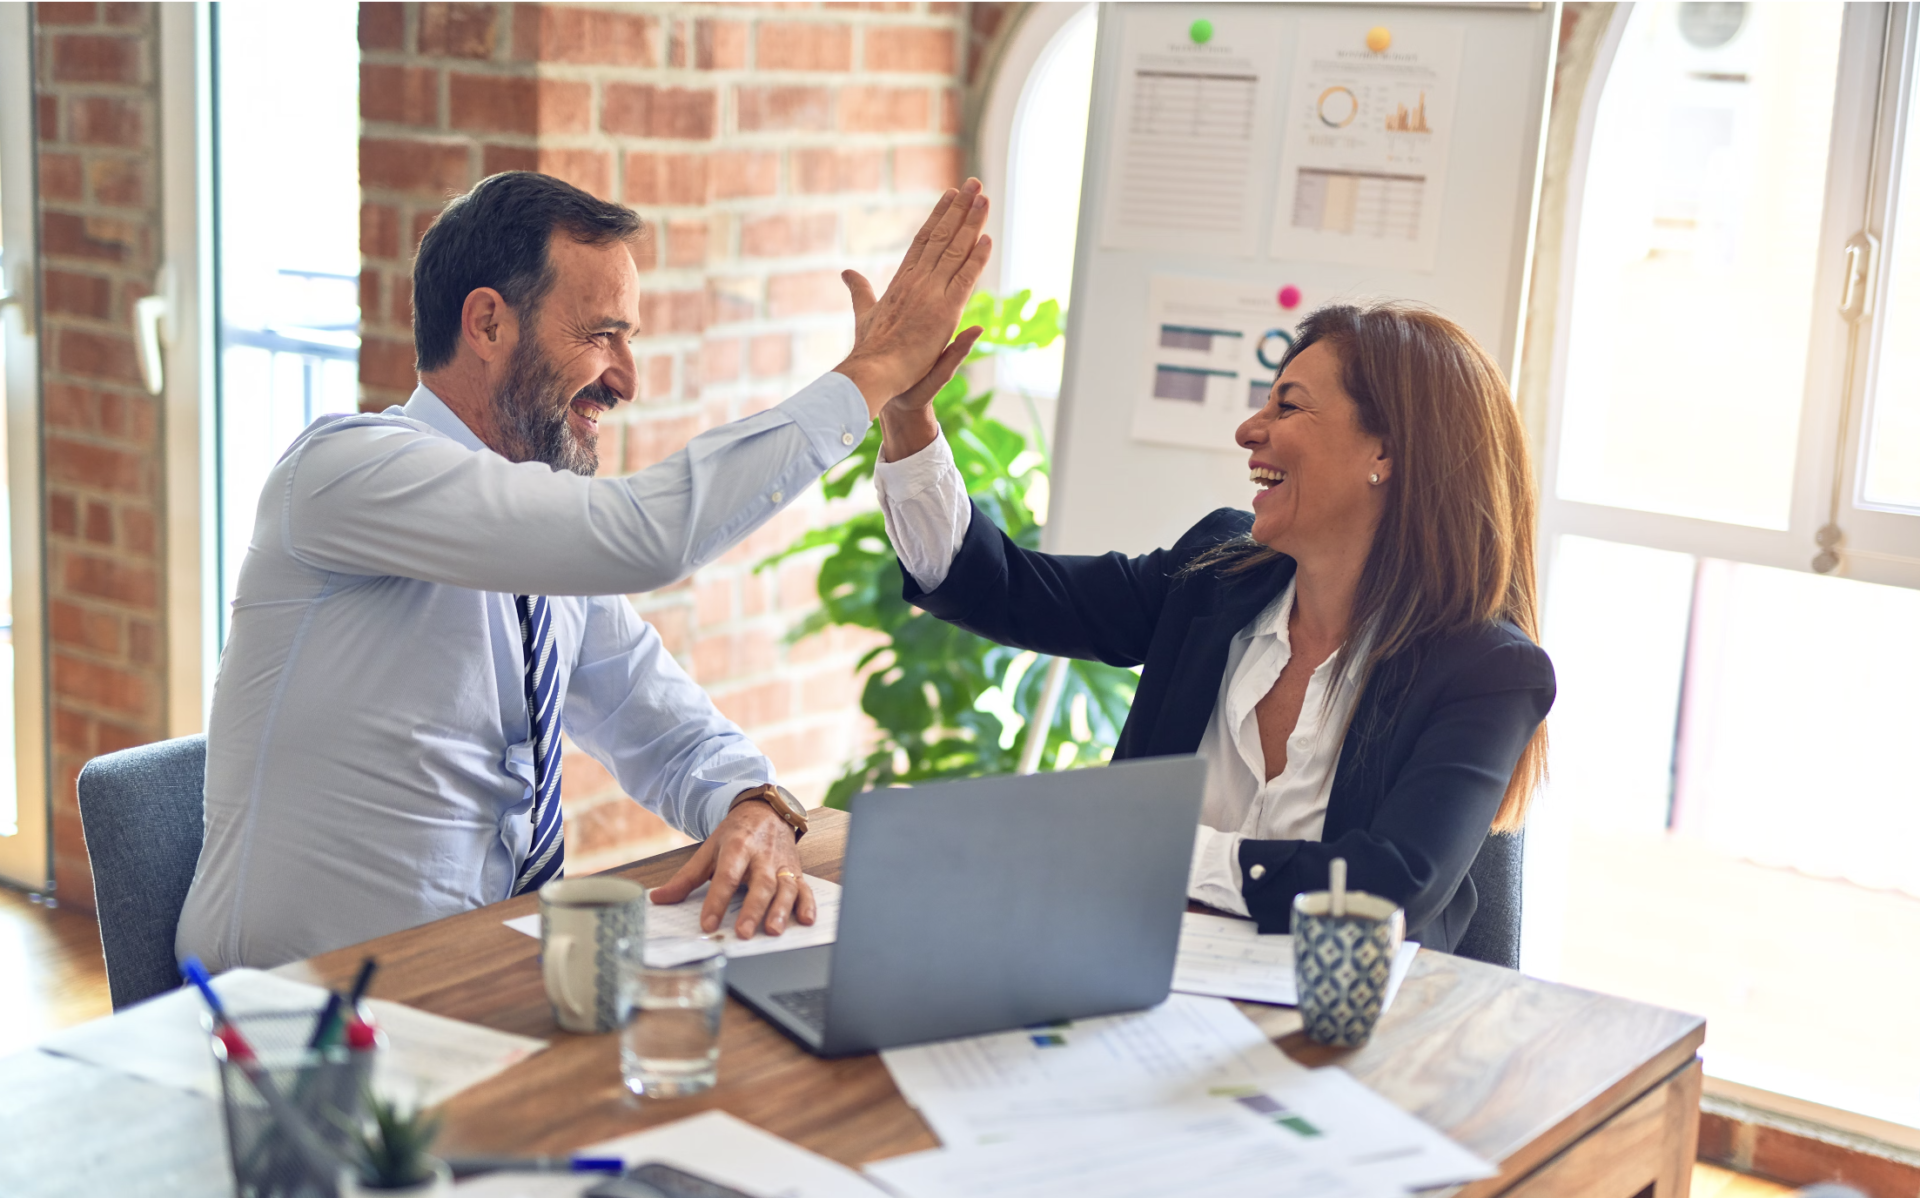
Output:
[539, 877, 647, 1033]
[1291, 889, 1405, 1047]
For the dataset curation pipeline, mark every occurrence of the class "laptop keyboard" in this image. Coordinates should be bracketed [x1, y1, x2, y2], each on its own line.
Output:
[770, 986, 829, 1033]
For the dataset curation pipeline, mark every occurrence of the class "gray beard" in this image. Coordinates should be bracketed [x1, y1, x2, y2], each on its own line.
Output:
[489, 339, 606, 477]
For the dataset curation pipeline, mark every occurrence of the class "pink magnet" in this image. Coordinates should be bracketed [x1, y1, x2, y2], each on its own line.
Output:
[1278, 285, 1302, 310]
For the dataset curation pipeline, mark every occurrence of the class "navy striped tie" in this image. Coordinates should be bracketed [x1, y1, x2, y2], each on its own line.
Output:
[512, 594, 565, 897]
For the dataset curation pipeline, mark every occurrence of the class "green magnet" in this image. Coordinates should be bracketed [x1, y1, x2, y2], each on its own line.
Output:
[1189, 19, 1214, 45]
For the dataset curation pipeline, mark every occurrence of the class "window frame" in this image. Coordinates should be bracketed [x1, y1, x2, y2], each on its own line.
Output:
[1832, 4, 1920, 587]
[1538, 2, 1902, 586]
[1532, 0, 1920, 1148]
[159, 2, 220, 736]
[0, 2, 51, 891]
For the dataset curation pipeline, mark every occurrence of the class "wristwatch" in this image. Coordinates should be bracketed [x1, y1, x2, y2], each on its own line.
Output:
[728, 783, 808, 841]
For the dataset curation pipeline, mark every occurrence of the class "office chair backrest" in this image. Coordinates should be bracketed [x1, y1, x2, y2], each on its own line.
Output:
[76, 735, 208, 1009]
[1453, 830, 1524, 969]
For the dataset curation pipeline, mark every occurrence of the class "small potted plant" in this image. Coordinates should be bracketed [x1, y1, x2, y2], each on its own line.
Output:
[337, 1092, 450, 1196]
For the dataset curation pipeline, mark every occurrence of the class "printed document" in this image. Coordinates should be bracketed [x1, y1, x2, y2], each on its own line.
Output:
[879, 993, 1305, 1148]
[1098, 9, 1284, 256]
[454, 1111, 889, 1198]
[1271, 19, 1465, 270]
[865, 1102, 1395, 1198]
[504, 875, 841, 965]
[1173, 912, 1420, 1008]
[1248, 1066, 1496, 1192]
[1134, 275, 1299, 452]
[37, 967, 543, 1107]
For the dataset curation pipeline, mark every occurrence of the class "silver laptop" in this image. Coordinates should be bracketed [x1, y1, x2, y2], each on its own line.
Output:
[727, 755, 1207, 1057]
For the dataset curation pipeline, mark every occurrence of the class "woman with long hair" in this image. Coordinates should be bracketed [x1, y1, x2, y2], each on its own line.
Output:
[871, 302, 1554, 952]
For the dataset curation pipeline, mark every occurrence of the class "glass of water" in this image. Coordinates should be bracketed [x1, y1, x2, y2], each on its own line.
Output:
[618, 935, 725, 1098]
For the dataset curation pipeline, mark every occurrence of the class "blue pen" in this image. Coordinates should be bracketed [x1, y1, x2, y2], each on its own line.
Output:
[447, 1157, 625, 1178]
[181, 957, 228, 1024]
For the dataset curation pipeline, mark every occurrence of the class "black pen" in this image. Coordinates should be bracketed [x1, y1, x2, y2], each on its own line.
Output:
[346, 955, 378, 1011]
[304, 990, 343, 1049]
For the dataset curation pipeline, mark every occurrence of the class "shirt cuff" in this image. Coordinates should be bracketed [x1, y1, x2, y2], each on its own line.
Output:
[872, 427, 957, 501]
[1188, 825, 1250, 916]
[873, 430, 970, 592]
[784, 371, 873, 464]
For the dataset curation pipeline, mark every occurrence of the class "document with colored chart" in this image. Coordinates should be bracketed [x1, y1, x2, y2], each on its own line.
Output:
[1270, 19, 1465, 271]
[879, 993, 1307, 1148]
[1134, 275, 1298, 452]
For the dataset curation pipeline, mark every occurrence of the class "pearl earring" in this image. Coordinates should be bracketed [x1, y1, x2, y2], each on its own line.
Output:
[1369, 473, 1381, 485]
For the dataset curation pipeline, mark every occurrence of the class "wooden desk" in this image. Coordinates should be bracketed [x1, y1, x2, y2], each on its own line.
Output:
[271, 808, 1704, 1198]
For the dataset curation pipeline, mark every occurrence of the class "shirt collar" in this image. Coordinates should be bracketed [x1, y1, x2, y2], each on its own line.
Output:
[402, 384, 489, 453]
[1246, 579, 1296, 644]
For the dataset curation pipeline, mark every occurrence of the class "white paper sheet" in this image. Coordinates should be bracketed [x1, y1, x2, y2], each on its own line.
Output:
[504, 877, 841, 965]
[454, 1110, 889, 1198]
[864, 1103, 1392, 1198]
[1172, 912, 1420, 1010]
[38, 967, 544, 1107]
[1270, 19, 1465, 270]
[1244, 1067, 1496, 1192]
[879, 993, 1306, 1150]
[1098, 9, 1284, 256]
[1133, 275, 1301, 452]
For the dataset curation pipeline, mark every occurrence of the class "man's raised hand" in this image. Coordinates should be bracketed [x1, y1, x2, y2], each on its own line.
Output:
[833, 178, 992, 415]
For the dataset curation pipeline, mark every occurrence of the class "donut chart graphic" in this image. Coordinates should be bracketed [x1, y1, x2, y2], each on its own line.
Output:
[1316, 85, 1359, 128]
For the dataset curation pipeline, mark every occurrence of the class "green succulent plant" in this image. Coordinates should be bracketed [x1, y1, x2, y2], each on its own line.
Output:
[761, 291, 1138, 807]
[343, 1091, 443, 1189]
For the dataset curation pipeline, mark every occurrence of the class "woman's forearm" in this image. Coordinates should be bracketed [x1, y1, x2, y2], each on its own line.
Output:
[879, 400, 941, 463]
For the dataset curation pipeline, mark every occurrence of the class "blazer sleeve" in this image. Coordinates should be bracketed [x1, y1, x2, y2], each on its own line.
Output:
[1235, 637, 1556, 937]
[902, 503, 1242, 668]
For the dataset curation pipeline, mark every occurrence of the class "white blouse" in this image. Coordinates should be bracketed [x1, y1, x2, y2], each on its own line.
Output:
[874, 431, 1362, 915]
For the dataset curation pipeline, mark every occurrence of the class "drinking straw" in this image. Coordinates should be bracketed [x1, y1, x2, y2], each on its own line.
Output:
[1330, 857, 1348, 918]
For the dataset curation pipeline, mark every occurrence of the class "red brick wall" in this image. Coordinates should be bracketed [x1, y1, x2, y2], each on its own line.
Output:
[31, 1, 167, 910]
[359, 3, 994, 872]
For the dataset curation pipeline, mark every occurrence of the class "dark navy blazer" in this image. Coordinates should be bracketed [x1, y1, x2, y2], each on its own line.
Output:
[902, 504, 1556, 952]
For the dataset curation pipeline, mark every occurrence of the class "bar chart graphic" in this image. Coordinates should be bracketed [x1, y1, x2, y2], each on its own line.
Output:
[1385, 92, 1431, 134]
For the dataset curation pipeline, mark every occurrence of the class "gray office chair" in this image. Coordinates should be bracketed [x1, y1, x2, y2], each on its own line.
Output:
[1452, 831, 1523, 969]
[76, 735, 207, 1009]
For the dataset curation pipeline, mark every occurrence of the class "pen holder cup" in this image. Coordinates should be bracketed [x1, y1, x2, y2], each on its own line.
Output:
[211, 1008, 380, 1198]
[1291, 891, 1406, 1048]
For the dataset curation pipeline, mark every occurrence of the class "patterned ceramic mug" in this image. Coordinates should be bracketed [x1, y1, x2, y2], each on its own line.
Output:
[539, 877, 647, 1033]
[1291, 888, 1406, 1047]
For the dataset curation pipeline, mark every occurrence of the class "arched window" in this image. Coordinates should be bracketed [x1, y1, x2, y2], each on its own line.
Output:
[978, 5, 1096, 435]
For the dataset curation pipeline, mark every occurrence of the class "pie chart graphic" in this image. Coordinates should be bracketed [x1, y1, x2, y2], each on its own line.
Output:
[1317, 86, 1359, 128]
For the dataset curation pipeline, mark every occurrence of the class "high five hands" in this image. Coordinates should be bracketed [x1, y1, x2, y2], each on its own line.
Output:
[834, 178, 993, 418]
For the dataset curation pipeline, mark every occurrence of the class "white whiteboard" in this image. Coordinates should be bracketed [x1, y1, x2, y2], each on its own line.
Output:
[1045, 2, 1557, 557]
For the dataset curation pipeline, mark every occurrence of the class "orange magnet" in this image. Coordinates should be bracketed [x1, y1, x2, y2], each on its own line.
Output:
[1366, 26, 1391, 53]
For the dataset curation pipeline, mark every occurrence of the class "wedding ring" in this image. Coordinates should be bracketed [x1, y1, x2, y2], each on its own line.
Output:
[776, 870, 799, 881]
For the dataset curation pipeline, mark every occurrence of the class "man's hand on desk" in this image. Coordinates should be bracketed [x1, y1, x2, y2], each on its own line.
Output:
[648, 799, 816, 940]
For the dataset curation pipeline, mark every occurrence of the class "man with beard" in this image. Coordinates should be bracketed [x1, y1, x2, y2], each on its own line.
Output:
[176, 171, 992, 969]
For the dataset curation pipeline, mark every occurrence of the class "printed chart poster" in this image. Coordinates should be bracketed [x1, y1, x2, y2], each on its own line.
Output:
[1270, 21, 1464, 271]
[1099, 10, 1285, 258]
[1134, 275, 1297, 452]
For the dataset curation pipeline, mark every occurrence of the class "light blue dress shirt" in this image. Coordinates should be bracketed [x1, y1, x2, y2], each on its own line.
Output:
[176, 374, 870, 971]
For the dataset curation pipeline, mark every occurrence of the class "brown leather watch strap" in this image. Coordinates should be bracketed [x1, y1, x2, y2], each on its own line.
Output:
[727, 783, 807, 841]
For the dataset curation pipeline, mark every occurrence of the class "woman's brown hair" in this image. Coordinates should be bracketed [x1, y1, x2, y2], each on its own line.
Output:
[1194, 301, 1546, 831]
